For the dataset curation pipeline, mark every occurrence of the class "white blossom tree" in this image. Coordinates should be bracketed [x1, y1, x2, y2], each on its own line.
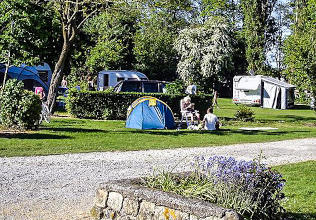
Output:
[174, 17, 234, 92]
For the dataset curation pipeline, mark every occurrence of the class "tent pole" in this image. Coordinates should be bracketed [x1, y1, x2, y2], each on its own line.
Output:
[1, 18, 14, 93]
[1, 50, 10, 93]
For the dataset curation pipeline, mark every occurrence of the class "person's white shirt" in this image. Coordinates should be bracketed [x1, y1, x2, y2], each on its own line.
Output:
[203, 113, 219, 130]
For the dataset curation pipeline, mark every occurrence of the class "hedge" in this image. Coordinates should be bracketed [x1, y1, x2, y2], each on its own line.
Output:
[66, 90, 213, 120]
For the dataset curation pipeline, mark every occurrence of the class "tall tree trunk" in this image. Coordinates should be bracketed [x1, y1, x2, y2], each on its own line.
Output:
[46, 42, 70, 112]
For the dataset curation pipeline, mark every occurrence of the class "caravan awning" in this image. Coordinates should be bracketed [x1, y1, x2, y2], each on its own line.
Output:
[235, 77, 261, 90]
[262, 77, 295, 88]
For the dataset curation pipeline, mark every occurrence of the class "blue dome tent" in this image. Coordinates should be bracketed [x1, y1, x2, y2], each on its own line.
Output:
[126, 96, 175, 129]
[0, 63, 49, 93]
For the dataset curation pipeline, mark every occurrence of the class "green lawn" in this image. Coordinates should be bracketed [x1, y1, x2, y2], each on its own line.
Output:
[0, 98, 315, 157]
[275, 161, 316, 220]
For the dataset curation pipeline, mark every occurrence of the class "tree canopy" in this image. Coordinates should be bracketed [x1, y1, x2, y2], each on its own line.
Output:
[0, 0, 314, 104]
[175, 17, 234, 93]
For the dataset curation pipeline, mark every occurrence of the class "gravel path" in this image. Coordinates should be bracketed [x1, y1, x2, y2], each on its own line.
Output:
[0, 138, 315, 220]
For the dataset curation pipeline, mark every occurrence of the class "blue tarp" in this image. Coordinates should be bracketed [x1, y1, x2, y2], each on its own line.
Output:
[126, 96, 175, 129]
[0, 63, 49, 93]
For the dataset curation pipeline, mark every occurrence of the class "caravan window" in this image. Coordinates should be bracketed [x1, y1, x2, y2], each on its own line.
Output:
[121, 81, 141, 92]
[143, 82, 159, 93]
[103, 74, 109, 87]
[117, 77, 125, 82]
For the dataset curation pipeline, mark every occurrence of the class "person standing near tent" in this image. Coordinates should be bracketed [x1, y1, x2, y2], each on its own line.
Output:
[35, 86, 45, 101]
[202, 108, 220, 131]
[61, 76, 67, 88]
[212, 90, 219, 108]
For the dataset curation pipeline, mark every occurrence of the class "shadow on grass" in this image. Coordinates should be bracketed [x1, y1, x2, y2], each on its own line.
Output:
[284, 212, 316, 220]
[277, 114, 316, 122]
[0, 133, 70, 140]
[293, 104, 312, 110]
[115, 128, 309, 136]
[40, 127, 106, 133]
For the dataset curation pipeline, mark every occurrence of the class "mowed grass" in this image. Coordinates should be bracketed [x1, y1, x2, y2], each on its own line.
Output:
[275, 161, 316, 220]
[0, 98, 315, 157]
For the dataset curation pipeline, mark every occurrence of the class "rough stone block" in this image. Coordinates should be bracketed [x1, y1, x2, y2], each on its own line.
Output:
[102, 207, 117, 220]
[122, 198, 140, 216]
[95, 189, 109, 208]
[137, 201, 156, 220]
[173, 209, 189, 220]
[154, 206, 189, 220]
[221, 211, 240, 220]
[153, 206, 165, 220]
[108, 192, 124, 211]
[189, 214, 198, 220]
[117, 216, 137, 220]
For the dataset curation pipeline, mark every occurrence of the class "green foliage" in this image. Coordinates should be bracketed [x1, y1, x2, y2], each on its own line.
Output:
[283, 0, 316, 106]
[0, 79, 41, 130]
[0, 0, 61, 65]
[241, 0, 277, 75]
[164, 80, 185, 95]
[174, 16, 234, 93]
[66, 90, 213, 120]
[201, 0, 242, 25]
[83, 6, 139, 73]
[234, 105, 255, 121]
[133, 13, 181, 81]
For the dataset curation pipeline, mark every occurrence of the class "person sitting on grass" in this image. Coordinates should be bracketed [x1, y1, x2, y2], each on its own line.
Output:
[202, 108, 220, 131]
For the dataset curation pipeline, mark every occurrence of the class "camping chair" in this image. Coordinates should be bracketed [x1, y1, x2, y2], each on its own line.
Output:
[179, 99, 199, 128]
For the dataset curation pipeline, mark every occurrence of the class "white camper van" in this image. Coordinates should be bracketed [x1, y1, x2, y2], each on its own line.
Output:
[97, 70, 148, 91]
[233, 75, 295, 109]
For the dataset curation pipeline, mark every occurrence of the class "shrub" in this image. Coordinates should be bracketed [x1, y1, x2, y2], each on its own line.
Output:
[0, 79, 41, 130]
[164, 80, 185, 94]
[144, 156, 285, 219]
[234, 105, 255, 121]
[66, 90, 212, 120]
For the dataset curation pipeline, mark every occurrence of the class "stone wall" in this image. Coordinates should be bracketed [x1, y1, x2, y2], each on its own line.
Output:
[92, 178, 241, 220]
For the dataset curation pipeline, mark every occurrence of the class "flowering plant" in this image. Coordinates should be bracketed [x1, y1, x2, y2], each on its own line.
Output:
[144, 155, 286, 219]
[192, 155, 285, 219]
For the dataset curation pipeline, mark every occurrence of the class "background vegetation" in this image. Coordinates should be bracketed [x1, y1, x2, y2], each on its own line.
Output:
[66, 90, 213, 119]
[1, 0, 314, 104]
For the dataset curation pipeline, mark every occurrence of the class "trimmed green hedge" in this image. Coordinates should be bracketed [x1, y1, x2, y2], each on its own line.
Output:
[67, 90, 213, 120]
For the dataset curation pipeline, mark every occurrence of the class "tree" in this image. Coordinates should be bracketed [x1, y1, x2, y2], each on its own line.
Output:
[133, 14, 180, 81]
[201, 0, 242, 26]
[267, 1, 291, 73]
[46, 0, 113, 112]
[283, 0, 316, 105]
[133, 0, 192, 81]
[0, 0, 60, 66]
[84, 4, 139, 73]
[174, 17, 234, 93]
[241, 0, 277, 75]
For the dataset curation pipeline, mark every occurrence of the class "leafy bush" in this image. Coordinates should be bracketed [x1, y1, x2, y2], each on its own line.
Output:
[144, 156, 285, 219]
[66, 90, 212, 120]
[164, 80, 185, 94]
[234, 105, 255, 121]
[0, 79, 41, 130]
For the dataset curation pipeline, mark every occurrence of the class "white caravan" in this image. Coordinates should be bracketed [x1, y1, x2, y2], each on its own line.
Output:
[233, 75, 295, 109]
[97, 70, 148, 91]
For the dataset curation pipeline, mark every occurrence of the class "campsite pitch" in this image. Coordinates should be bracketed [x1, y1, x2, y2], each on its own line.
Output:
[0, 97, 315, 157]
